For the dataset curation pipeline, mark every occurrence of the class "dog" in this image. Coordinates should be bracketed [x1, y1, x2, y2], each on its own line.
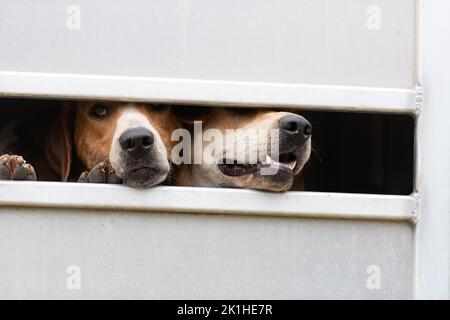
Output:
[45, 101, 180, 188]
[172, 107, 312, 192]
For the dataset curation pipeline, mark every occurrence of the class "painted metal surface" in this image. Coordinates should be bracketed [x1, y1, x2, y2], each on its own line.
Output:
[0, 0, 416, 88]
[0, 207, 413, 299]
[1, 0, 447, 300]
[414, 0, 450, 299]
[0, 71, 416, 113]
[0, 182, 418, 221]
[0, 182, 417, 299]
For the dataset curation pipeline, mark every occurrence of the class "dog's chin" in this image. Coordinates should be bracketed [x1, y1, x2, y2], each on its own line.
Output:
[222, 169, 294, 192]
[122, 166, 169, 189]
[253, 170, 295, 192]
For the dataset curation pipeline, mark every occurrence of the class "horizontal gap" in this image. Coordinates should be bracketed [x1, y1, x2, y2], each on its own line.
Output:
[0, 99, 415, 196]
[300, 110, 415, 195]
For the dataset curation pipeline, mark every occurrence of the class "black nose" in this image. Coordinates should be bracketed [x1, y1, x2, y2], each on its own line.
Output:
[119, 128, 154, 155]
[279, 115, 312, 142]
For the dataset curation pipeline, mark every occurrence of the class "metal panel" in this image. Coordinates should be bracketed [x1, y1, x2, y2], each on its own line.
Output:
[0, 71, 417, 113]
[0, 0, 427, 300]
[0, 207, 413, 299]
[414, 0, 450, 300]
[0, 182, 418, 221]
[0, 0, 416, 89]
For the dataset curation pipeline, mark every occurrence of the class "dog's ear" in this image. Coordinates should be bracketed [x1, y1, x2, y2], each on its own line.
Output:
[45, 102, 75, 182]
[172, 106, 212, 124]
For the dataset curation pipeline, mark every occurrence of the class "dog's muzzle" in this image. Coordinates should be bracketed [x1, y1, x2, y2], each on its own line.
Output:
[218, 114, 311, 178]
[117, 128, 168, 188]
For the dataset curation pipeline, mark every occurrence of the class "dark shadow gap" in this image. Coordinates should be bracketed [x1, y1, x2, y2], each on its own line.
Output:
[0, 98, 415, 195]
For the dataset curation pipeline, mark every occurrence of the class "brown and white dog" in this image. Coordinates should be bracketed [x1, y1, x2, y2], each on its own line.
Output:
[173, 107, 312, 192]
[45, 101, 180, 188]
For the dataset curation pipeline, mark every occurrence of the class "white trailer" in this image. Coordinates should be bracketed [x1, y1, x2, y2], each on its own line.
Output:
[0, 0, 448, 299]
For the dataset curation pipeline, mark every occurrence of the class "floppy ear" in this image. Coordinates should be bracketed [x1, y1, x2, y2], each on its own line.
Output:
[172, 106, 211, 125]
[45, 102, 75, 182]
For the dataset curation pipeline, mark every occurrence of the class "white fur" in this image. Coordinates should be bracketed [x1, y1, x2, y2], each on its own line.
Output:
[109, 106, 168, 177]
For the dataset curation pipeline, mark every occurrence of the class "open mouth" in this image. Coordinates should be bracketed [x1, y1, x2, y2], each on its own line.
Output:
[218, 152, 298, 177]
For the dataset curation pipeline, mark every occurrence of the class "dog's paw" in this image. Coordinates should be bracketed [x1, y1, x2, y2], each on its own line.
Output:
[0, 154, 37, 181]
[78, 160, 122, 184]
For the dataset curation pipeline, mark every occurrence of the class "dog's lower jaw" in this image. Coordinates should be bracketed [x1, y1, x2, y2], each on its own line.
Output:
[228, 172, 295, 192]
[109, 157, 170, 188]
[123, 168, 169, 189]
[254, 175, 294, 192]
[186, 164, 294, 192]
[110, 146, 171, 188]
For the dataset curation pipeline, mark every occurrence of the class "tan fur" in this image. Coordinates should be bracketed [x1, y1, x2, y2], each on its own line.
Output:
[46, 101, 179, 182]
[174, 107, 311, 191]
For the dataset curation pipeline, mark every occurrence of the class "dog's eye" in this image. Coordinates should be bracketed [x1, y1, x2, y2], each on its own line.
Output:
[90, 104, 110, 118]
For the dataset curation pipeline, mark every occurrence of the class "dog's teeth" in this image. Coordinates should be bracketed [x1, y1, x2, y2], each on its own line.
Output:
[264, 155, 296, 170]
[286, 161, 297, 170]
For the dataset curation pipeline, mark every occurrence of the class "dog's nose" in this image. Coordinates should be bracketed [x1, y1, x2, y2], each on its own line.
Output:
[279, 115, 312, 142]
[119, 128, 154, 154]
